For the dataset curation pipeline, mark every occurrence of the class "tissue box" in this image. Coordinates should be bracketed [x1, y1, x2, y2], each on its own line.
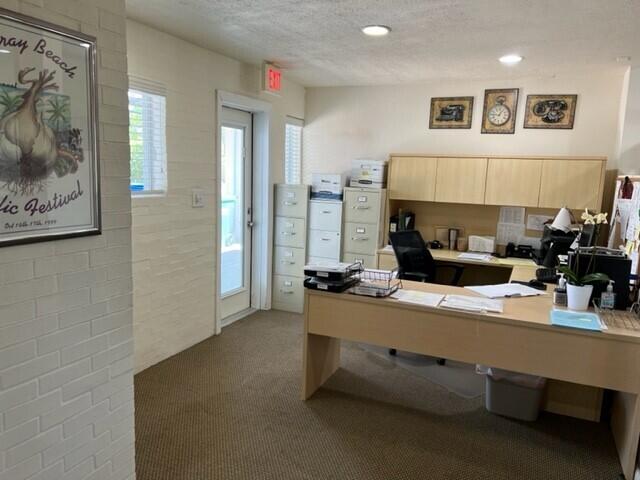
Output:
[468, 235, 496, 253]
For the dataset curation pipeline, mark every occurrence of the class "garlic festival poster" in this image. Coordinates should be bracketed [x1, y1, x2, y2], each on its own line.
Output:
[0, 10, 100, 246]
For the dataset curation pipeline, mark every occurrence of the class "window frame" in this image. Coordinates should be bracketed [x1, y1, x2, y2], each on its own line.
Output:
[284, 116, 304, 185]
[128, 77, 168, 197]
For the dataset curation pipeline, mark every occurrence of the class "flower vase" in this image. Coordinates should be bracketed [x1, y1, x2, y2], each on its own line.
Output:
[566, 284, 594, 311]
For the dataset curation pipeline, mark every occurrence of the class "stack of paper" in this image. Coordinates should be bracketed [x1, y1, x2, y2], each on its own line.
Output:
[391, 290, 444, 308]
[466, 283, 545, 299]
[440, 295, 504, 313]
[457, 252, 493, 262]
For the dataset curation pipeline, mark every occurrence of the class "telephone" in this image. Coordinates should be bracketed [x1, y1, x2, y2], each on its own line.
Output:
[506, 242, 535, 259]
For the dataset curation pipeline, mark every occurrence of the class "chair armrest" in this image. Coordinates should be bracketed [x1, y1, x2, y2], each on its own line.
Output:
[435, 263, 465, 286]
[401, 271, 430, 283]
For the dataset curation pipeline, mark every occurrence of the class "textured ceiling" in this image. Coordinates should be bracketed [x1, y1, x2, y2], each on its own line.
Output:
[125, 0, 640, 87]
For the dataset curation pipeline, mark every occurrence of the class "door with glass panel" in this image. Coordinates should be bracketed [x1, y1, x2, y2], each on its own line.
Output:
[220, 107, 253, 321]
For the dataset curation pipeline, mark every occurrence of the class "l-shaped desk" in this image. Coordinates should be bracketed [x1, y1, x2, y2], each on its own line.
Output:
[302, 281, 640, 479]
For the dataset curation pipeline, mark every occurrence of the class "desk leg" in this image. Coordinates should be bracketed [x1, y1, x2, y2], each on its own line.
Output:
[302, 333, 340, 400]
[611, 391, 640, 479]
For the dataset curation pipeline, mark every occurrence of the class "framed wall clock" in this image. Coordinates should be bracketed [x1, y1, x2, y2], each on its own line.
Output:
[481, 88, 519, 134]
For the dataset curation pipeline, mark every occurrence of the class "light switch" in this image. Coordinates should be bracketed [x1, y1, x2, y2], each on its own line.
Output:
[192, 189, 205, 208]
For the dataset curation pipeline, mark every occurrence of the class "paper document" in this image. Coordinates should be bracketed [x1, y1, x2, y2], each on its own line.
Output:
[527, 214, 553, 232]
[440, 295, 504, 313]
[496, 223, 525, 246]
[550, 310, 605, 332]
[466, 283, 545, 299]
[391, 290, 444, 308]
[457, 252, 493, 262]
[499, 207, 525, 225]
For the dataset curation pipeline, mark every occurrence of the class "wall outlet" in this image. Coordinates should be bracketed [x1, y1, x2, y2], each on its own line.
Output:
[192, 189, 205, 208]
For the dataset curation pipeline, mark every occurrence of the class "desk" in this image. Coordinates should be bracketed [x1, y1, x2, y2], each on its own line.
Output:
[302, 282, 640, 479]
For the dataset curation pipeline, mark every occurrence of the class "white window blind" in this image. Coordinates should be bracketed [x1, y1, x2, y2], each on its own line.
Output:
[128, 79, 167, 194]
[284, 117, 303, 185]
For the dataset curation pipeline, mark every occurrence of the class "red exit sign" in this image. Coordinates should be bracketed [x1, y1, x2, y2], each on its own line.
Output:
[262, 62, 282, 95]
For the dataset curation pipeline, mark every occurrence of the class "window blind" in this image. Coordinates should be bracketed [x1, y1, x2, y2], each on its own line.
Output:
[128, 79, 167, 194]
[284, 116, 303, 185]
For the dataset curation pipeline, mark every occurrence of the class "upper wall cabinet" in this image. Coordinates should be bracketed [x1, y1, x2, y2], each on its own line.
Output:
[435, 157, 488, 205]
[538, 160, 604, 211]
[485, 158, 543, 207]
[388, 156, 437, 201]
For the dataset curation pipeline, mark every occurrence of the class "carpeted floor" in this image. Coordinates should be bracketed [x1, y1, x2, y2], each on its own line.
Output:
[134, 310, 623, 480]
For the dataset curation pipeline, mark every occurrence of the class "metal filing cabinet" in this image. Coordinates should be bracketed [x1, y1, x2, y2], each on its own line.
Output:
[272, 184, 309, 313]
[307, 199, 343, 264]
[342, 187, 386, 269]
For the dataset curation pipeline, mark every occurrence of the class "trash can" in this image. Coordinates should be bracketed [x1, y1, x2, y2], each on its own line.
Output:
[484, 368, 547, 421]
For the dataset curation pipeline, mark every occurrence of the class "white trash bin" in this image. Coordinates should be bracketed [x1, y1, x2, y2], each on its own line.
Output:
[483, 367, 547, 421]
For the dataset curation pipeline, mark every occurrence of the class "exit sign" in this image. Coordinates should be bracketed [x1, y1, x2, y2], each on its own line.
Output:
[262, 62, 282, 96]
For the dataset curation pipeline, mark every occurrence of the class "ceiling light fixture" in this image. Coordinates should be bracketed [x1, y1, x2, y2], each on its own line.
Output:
[361, 25, 391, 37]
[499, 54, 523, 65]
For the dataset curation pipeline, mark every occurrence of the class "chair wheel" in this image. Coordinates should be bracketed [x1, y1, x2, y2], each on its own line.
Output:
[389, 348, 397, 356]
[437, 358, 446, 366]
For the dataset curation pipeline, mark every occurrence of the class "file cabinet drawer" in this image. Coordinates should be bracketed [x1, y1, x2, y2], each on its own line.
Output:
[309, 201, 342, 231]
[343, 222, 378, 255]
[272, 275, 304, 313]
[275, 185, 308, 218]
[344, 190, 381, 224]
[342, 253, 377, 269]
[308, 230, 341, 260]
[274, 246, 305, 277]
[274, 216, 305, 248]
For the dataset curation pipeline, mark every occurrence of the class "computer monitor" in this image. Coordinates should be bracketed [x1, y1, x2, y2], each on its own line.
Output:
[537, 225, 576, 267]
[578, 223, 596, 247]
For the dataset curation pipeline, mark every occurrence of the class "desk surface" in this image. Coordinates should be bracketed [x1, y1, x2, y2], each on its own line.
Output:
[307, 280, 640, 344]
[378, 246, 538, 268]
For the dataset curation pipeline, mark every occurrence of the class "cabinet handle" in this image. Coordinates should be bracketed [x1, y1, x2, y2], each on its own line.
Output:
[280, 260, 296, 265]
[281, 231, 297, 236]
[322, 210, 332, 214]
[321, 238, 331, 242]
[283, 201, 298, 206]
[280, 290, 295, 294]
[351, 236, 370, 241]
[353, 205, 370, 210]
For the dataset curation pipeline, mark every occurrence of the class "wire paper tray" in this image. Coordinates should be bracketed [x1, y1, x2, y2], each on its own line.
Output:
[593, 301, 640, 332]
[350, 268, 402, 297]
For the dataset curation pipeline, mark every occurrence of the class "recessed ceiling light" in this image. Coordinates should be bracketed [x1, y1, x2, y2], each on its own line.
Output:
[499, 54, 523, 65]
[361, 25, 391, 37]
[0, 49, 10, 54]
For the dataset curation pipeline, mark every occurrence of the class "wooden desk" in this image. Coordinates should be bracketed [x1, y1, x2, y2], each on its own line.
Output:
[302, 283, 640, 479]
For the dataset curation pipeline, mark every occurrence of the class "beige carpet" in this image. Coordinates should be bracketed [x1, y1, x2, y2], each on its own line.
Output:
[134, 310, 623, 480]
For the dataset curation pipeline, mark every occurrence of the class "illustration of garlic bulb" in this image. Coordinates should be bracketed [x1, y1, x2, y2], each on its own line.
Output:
[0, 68, 83, 194]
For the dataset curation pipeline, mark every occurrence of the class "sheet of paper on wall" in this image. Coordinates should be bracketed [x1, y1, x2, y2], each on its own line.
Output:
[499, 207, 525, 225]
[496, 223, 525, 245]
[526, 214, 553, 232]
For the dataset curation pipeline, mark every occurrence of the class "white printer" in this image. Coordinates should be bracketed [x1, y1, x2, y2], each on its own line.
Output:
[311, 173, 345, 200]
[350, 159, 387, 189]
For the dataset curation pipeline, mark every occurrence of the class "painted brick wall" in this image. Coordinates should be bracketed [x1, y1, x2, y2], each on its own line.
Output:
[0, 1, 135, 480]
[126, 20, 306, 372]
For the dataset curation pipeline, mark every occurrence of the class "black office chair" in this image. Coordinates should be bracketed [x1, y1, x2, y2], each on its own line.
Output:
[388, 230, 465, 364]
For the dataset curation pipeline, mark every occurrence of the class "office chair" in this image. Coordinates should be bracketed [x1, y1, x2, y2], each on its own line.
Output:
[388, 230, 465, 364]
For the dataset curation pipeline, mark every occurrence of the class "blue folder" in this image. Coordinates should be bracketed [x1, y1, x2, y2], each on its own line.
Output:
[550, 310, 603, 332]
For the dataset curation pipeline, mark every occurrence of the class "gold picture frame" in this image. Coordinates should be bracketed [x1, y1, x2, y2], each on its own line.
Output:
[524, 94, 577, 129]
[481, 88, 519, 134]
[429, 96, 474, 129]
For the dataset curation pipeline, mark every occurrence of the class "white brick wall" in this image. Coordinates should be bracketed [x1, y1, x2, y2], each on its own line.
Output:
[0, 1, 134, 480]
[127, 20, 306, 372]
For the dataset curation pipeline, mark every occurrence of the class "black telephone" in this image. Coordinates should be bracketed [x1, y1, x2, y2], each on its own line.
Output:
[506, 242, 535, 259]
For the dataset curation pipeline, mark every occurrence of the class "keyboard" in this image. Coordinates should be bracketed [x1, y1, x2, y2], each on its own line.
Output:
[536, 267, 558, 284]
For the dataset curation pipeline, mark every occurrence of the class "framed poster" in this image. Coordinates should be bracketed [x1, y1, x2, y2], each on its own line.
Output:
[524, 94, 577, 129]
[429, 96, 474, 129]
[481, 88, 519, 134]
[0, 8, 100, 247]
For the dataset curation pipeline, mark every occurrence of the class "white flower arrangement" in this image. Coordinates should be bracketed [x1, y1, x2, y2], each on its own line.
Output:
[581, 209, 608, 225]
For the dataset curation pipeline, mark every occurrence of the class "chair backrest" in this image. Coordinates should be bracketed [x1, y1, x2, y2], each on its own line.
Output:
[389, 230, 436, 280]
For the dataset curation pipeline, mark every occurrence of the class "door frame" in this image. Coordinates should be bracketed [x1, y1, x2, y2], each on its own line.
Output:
[215, 91, 272, 334]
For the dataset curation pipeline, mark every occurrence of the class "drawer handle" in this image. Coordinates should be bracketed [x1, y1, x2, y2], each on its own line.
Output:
[280, 290, 295, 294]
[281, 231, 297, 236]
[352, 236, 370, 241]
[321, 210, 332, 214]
[283, 201, 298, 206]
[353, 205, 371, 210]
[321, 238, 332, 242]
[280, 260, 296, 265]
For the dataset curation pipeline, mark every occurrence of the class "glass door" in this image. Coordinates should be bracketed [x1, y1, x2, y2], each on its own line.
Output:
[220, 107, 252, 321]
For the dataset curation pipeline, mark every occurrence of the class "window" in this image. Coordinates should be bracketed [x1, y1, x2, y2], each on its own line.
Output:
[128, 81, 167, 194]
[284, 117, 303, 185]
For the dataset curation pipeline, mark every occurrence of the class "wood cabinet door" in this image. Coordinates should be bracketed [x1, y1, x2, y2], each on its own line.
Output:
[435, 157, 488, 204]
[485, 158, 543, 207]
[388, 156, 437, 201]
[538, 160, 604, 210]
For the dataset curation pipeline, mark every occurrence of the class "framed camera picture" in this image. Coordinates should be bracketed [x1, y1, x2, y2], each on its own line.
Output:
[429, 96, 474, 129]
[481, 88, 519, 134]
[524, 94, 577, 129]
[0, 8, 101, 247]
